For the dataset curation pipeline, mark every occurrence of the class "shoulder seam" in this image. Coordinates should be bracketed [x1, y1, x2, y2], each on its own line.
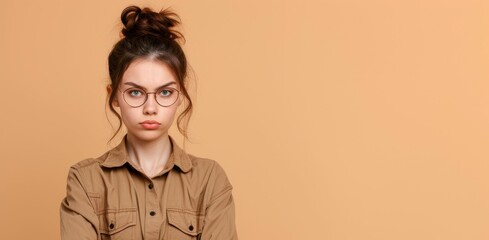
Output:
[71, 158, 102, 170]
[206, 161, 233, 207]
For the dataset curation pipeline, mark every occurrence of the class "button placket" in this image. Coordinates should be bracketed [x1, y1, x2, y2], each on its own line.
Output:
[147, 181, 156, 217]
[143, 177, 165, 239]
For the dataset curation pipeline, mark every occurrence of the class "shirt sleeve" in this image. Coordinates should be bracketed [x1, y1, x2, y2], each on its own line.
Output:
[60, 168, 100, 240]
[200, 162, 238, 240]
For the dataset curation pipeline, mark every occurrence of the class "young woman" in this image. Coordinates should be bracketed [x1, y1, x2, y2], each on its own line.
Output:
[60, 6, 238, 240]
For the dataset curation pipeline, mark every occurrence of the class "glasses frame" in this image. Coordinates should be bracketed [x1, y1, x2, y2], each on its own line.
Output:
[119, 87, 180, 108]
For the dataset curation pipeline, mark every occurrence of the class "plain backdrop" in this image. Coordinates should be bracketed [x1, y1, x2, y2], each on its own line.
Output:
[1, 0, 489, 239]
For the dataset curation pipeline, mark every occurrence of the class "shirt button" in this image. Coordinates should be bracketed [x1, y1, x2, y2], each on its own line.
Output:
[109, 223, 114, 229]
[148, 183, 154, 189]
[149, 211, 156, 216]
[189, 225, 194, 231]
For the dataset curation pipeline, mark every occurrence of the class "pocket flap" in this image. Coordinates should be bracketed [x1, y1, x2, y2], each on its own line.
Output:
[98, 208, 137, 235]
[167, 209, 204, 236]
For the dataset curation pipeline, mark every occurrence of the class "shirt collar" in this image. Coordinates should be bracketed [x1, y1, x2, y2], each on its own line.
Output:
[100, 135, 193, 173]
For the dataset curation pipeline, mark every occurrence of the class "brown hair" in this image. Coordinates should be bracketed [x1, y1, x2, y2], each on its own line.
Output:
[107, 5, 192, 141]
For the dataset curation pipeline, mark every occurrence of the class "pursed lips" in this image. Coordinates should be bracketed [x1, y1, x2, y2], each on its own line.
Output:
[139, 120, 161, 130]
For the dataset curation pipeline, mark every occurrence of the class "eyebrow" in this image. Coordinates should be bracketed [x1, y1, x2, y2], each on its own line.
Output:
[123, 81, 177, 90]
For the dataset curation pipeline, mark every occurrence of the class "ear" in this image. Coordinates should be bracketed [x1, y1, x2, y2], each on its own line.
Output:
[107, 84, 120, 107]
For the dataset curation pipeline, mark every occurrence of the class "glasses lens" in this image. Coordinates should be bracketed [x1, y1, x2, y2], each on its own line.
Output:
[155, 88, 179, 107]
[123, 88, 147, 107]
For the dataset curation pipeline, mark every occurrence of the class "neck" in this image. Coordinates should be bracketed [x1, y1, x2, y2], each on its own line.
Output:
[126, 133, 172, 178]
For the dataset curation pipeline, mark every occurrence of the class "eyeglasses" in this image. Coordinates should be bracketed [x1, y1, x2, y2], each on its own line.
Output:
[119, 87, 180, 108]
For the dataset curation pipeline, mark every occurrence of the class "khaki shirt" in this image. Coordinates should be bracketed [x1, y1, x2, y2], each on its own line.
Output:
[60, 137, 237, 240]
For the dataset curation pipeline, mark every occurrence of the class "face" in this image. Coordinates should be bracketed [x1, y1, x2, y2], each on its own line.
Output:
[112, 58, 181, 142]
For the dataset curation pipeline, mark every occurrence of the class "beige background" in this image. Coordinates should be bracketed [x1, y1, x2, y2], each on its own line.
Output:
[1, 0, 489, 239]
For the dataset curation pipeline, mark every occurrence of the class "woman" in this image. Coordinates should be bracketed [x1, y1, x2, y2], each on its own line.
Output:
[60, 5, 238, 240]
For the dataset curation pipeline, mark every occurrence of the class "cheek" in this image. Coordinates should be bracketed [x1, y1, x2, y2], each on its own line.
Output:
[160, 107, 179, 125]
[119, 106, 138, 124]
[162, 108, 178, 121]
[170, 104, 181, 116]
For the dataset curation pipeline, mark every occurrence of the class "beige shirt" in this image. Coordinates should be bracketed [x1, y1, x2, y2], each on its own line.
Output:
[60, 137, 237, 240]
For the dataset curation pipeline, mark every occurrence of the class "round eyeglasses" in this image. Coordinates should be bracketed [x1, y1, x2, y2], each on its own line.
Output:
[120, 87, 180, 108]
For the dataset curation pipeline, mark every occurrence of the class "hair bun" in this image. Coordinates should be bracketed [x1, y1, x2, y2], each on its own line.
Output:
[121, 6, 183, 41]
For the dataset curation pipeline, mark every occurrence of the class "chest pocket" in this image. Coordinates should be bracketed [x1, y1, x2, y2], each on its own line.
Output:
[98, 208, 138, 240]
[166, 209, 204, 240]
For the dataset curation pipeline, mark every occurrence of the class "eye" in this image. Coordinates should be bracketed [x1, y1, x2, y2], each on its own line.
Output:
[159, 88, 173, 97]
[127, 89, 144, 98]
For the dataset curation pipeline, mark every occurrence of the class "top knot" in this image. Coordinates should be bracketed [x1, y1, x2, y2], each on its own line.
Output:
[120, 6, 184, 41]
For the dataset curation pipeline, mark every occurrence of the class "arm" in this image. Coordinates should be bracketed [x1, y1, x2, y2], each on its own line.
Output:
[200, 163, 238, 240]
[60, 168, 99, 240]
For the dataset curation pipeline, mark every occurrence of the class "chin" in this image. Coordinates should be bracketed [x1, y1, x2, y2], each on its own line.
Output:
[129, 131, 168, 142]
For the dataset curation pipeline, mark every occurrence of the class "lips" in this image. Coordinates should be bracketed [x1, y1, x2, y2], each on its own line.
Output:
[139, 120, 161, 130]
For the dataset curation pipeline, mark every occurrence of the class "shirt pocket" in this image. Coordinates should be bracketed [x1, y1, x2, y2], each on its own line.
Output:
[98, 208, 138, 240]
[166, 208, 204, 240]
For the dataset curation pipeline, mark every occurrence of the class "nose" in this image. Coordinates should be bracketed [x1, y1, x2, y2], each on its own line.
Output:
[143, 93, 158, 115]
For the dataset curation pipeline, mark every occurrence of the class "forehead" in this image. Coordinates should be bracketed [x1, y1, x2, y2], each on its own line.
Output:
[121, 58, 177, 87]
